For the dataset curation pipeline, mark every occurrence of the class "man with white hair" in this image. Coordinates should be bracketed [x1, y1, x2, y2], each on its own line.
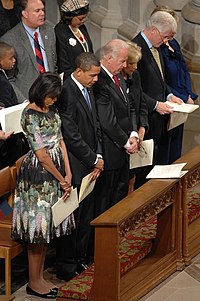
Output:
[93, 39, 138, 216]
[132, 11, 183, 188]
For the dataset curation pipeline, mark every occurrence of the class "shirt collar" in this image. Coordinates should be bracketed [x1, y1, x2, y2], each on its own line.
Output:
[101, 64, 114, 79]
[140, 31, 153, 49]
[22, 22, 40, 36]
[71, 73, 85, 92]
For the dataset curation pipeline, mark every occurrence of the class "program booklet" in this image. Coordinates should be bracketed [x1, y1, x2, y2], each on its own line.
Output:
[79, 173, 96, 203]
[146, 163, 188, 179]
[0, 102, 28, 133]
[166, 101, 199, 113]
[129, 139, 154, 169]
[52, 188, 79, 227]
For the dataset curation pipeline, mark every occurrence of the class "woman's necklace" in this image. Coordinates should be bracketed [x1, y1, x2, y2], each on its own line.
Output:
[68, 25, 89, 52]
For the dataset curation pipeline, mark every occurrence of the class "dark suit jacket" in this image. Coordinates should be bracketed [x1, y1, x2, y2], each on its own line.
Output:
[57, 76, 102, 185]
[0, 70, 18, 107]
[55, 23, 93, 80]
[1, 21, 57, 99]
[132, 33, 171, 141]
[126, 70, 148, 130]
[0, 0, 20, 37]
[93, 69, 137, 170]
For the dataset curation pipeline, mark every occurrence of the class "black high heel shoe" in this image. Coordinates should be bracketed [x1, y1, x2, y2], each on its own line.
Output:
[26, 285, 57, 299]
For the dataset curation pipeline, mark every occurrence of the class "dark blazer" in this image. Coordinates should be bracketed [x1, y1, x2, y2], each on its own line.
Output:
[93, 69, 137, 170]
[160, 38, 198, 103]
[0, 70, 18, 107]
[55, 23, 93, 80]
[0, 0, 20, 37]
[57, 76, 102, 185]
[1, 21, 57, 99]
[132, 33, 171, 141]
[126, 70, 148, 130]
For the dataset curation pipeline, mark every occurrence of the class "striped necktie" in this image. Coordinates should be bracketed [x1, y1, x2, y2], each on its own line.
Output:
[34, 32, 45, 73]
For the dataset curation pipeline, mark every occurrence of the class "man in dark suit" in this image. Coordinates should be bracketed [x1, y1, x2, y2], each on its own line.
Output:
[93, 39, 138, 216]
[132, 11, 183, 188]
[56, 52, 104, 281]
[0, 0, 57, 100]
[0, 41, 28, 169]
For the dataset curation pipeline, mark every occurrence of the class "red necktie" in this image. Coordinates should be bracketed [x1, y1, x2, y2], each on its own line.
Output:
[113, 75, 121, 93]
[34, 32, 45, 73]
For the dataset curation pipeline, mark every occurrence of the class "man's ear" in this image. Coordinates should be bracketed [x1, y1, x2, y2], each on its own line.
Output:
[22, 9, 28, 19]
[76, 67, 83, 77]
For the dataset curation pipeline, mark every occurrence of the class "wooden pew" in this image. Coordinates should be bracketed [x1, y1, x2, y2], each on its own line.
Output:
[175, 145, 200, 265]
[0, 156, 25, 298]
[70, 178, 183, 301]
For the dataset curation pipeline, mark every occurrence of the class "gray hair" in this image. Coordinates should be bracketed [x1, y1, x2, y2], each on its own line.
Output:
[146, 11, 177, 33]
[100, 39, 129, 59]
[75, 52, 100, 71]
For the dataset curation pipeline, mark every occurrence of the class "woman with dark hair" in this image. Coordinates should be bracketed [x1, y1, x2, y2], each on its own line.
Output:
[0, 0, 20, 37]
[55, 0, 93, 80]
[12, 72, 75, 298]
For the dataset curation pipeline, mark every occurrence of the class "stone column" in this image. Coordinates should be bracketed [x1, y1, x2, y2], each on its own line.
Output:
[181, 0, 200, 153]
[45, 0, 60, 25]
[118, 0, 155, 40]
[154, 0, 187, 9]
[87, 0, 123, 53]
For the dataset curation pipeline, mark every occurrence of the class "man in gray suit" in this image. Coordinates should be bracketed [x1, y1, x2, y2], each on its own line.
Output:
[1, 0, 57, 100]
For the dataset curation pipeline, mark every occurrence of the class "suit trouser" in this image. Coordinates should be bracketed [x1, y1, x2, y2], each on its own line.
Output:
[94, 161, 130, 218]
[56, 190, 95, 274]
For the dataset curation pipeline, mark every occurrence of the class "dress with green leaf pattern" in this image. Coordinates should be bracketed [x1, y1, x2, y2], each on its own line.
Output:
[12, 106, 75, 243]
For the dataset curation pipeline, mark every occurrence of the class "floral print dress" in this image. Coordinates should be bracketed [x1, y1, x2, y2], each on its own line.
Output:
[12, 106, 75, 244]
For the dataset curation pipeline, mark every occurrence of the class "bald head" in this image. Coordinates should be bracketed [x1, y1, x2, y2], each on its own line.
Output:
[100, 39, 128, 75]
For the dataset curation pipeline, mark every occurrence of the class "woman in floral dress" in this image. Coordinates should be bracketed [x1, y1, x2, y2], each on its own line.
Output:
[12, 72, 75, 298]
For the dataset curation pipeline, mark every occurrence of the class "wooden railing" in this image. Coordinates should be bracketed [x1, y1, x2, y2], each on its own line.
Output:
[89, 178, 183, 301]
[176, 145, 200, 265]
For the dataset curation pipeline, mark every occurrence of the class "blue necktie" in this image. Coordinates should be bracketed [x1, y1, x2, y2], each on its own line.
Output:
[83, 87, 92, 111]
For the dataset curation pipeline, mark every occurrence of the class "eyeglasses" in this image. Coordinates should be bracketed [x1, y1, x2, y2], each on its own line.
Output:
[155, 27, 173, 42]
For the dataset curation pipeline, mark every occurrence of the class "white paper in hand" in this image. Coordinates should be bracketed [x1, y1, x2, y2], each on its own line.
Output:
[129, 139, 154, 169]
[52, 188, 79, 227]
[79, 173, 96, 203]
[0, 102, 28, 133]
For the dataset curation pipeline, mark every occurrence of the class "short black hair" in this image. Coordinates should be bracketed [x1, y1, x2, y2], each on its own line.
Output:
[28, 72, 61, 109]
[0, 42, 13, 59]
[74, 52, 100, 71]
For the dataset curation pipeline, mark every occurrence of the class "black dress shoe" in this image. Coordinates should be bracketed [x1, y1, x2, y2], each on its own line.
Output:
[26, 285, 57, 299]
[56, 271, 79, 282]
[77, 260, 89, 273]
